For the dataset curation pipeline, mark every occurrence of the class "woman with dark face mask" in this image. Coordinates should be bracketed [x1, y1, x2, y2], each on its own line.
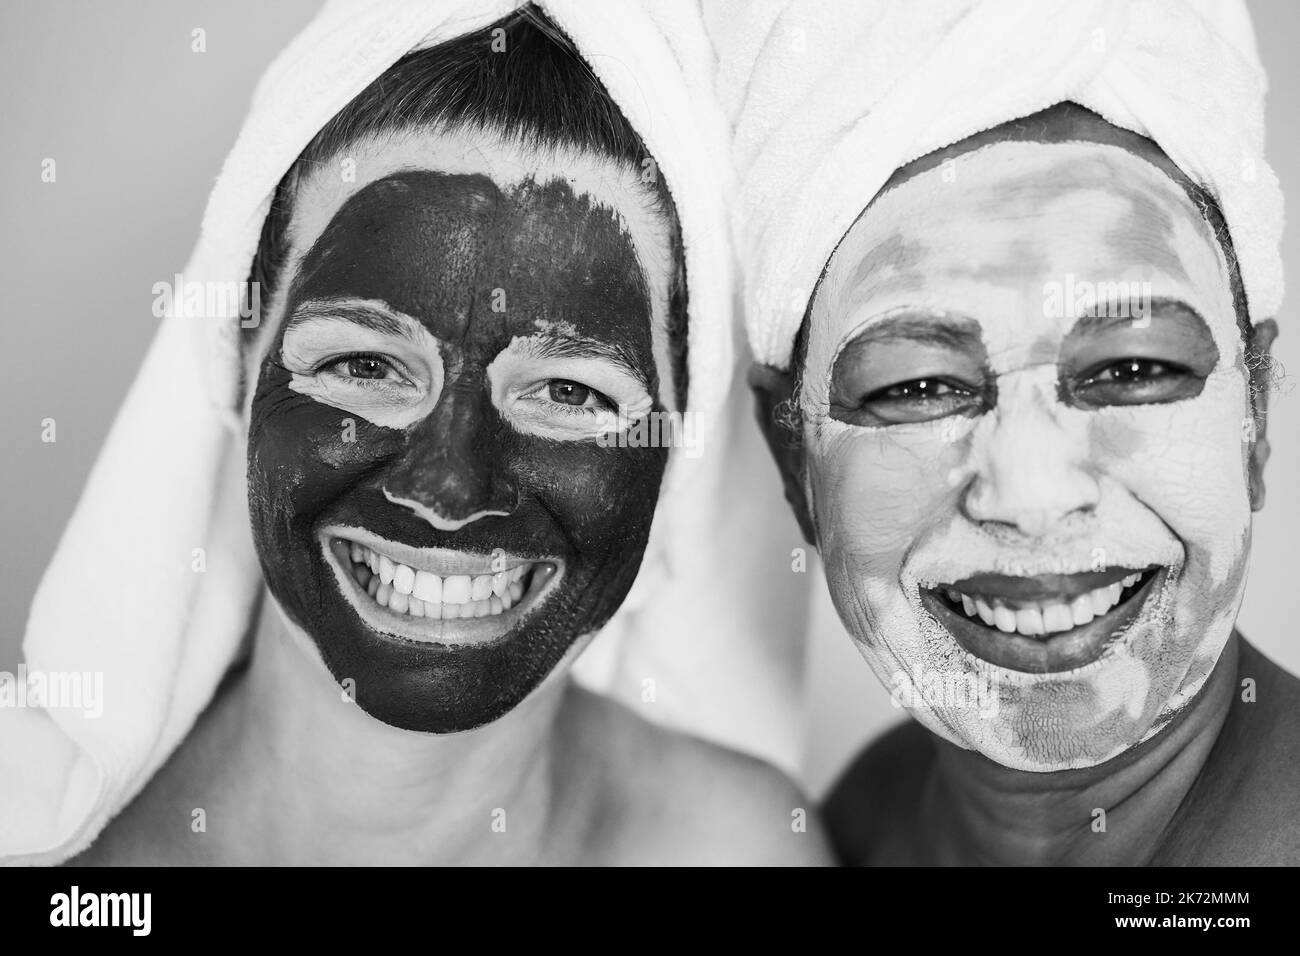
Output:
[726, 0, 1298, 864]
[7, 2, 825, 866]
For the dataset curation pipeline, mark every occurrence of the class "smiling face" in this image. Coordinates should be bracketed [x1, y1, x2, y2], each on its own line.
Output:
[800, 138, 1257, 771]
[245, 128, 678, 733]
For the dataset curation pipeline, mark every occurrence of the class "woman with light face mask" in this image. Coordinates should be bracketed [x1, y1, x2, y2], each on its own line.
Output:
[6, 3, 825, 866]
[724, 0, 1299, 864]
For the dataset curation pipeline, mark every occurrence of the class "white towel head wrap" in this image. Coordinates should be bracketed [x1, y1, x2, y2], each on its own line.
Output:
[709, 0, 1284, 371]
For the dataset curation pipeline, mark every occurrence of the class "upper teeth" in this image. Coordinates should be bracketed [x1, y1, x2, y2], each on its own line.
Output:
[345, 541, 531, 620]
[943, 573, 1144, 639]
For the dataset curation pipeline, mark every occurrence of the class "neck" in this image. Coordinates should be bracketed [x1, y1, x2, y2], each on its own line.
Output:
[211, 594, 576, 865]
[921, 635, 1239, 866]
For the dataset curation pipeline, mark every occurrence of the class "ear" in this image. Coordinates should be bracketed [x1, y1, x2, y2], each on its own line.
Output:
[1246, 318, 1279, 511]
[749, 364, 817, 544]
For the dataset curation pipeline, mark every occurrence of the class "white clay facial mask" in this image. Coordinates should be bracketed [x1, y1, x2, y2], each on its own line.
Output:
[803, 140, 1253, 771]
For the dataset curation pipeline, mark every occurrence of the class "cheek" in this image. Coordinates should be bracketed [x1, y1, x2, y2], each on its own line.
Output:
[809, 420, 965, 584]
[1079, 371, 1252, 736]
[1090, 368, 1252, 585]
[509, 437, 667, 553]
[247, 365, 404, 539]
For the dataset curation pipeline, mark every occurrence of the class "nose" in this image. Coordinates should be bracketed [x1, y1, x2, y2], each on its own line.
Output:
[961, 371, 1100, 537]
[382, 375, 518, 532]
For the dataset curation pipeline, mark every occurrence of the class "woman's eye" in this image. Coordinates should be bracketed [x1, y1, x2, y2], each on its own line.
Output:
[322, 354, 406, 384]
[879, 379, 955, 400]
[546, 379, 613, 410]
[1072, 357, 1200, 406]
[1090, 358, 1171, 383]
[505, 371, 638, 440]
[848, 377, 980, 425]
[343, 356, 388, 380]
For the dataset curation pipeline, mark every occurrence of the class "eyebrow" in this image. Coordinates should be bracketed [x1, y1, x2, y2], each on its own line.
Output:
[283, 298, 422, 340]
[1066, 297, 1212, 336]
[841, 313, 985, 351]
[524, 332, 652, 393]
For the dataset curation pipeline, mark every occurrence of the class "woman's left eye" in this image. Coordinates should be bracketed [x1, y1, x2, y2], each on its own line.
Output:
[544, 379, 614, 410]
[1092, 358, 1173, 382]
[1072, 357, 1201, 406]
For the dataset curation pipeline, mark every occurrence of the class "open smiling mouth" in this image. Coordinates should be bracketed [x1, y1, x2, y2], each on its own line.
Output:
[320, 526, 562, 647]
[919, 566, 1165, 673]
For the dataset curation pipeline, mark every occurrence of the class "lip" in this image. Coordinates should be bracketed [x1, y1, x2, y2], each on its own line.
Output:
[321, 524, 538, 576]
[920, 567, 1166, 673]
[319, 529, 564, 648]
[945, 566, 1138, 604]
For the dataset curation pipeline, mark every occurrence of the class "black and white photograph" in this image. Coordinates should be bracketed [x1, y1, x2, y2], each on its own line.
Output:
[2, 0, 1296, 908]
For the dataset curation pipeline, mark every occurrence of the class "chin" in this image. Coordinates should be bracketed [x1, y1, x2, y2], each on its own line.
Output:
[257, 526, 613, 734]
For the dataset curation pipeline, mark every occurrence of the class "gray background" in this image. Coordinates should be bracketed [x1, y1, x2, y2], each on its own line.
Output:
[2, 1, 1295, 795]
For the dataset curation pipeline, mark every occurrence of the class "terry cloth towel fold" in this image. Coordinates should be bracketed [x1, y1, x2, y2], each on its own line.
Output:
[5, 0, 808, 865]
[705, 0, 1284, 370]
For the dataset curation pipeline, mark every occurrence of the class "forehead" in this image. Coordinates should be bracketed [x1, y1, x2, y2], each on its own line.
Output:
[289, 170, 649, 339]
[287, 126, 672, 291]
[813, 140, 1236, 364]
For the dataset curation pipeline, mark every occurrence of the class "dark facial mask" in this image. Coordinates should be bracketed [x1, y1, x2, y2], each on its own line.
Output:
[247, 170, 671, 732]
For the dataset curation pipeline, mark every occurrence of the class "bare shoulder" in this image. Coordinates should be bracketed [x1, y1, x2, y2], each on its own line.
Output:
[561, 686, 831, 866]
[822, 718, 933, 866]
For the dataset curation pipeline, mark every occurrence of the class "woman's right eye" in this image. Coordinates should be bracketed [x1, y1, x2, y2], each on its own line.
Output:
[849, 377, 982, 425]
[339, 356, 389, 380]
[319, 353, 411, 386]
